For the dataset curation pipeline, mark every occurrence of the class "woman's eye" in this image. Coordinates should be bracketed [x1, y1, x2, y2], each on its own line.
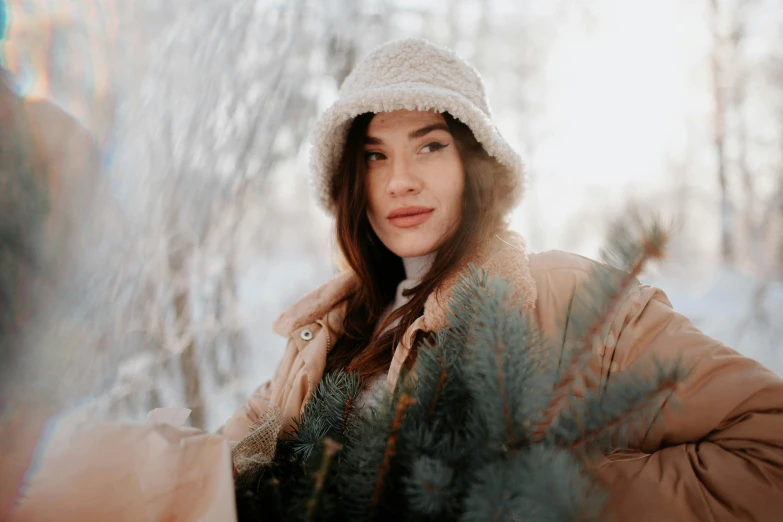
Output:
[365, 151, 385, 162]
[421, 142, 447, 154]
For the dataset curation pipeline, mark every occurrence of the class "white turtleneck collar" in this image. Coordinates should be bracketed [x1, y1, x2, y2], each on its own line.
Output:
[359, 250, 437, 411]
[393, 251, 437, 307]
[402, 251, 437, 283]
[376, 251, 437, 337]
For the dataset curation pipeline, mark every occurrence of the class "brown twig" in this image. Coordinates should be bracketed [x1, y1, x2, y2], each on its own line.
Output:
[268, 476, 283, 521]
[371, 394, 417, 512]
[341, 395, 355, 433]
[425, 368, 449, 426]
[532, 234, 666, 441]
[305, 438, 342, 521]
[570, 377, 678, 451]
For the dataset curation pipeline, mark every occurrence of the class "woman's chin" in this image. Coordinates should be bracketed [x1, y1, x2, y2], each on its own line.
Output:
[386, 238, 439, 259]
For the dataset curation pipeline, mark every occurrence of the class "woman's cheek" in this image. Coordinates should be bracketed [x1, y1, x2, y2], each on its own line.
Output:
[365, 174, 384, 212]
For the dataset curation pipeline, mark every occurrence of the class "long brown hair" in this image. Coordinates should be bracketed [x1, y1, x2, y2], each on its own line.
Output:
[326, 111, 507, 380]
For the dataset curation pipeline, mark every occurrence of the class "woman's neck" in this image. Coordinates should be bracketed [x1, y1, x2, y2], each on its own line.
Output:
[401, 251, 437, 284]
[376, 252, 437, 336]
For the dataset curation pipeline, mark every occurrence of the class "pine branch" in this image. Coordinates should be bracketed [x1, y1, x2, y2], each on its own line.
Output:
[404, 456, 457, 517]
[289, 370, 362, 461]
[259, 218, 680, 521]
[371, 394, 416, 513]
[569, 374, 679, 452]
[415, 332, 454, 427]
[546, 354, 685, 452]
[532, 222, 669, 442]
[305, 438, 342, 522]
[270, 477, 283, 522]
[462, 446, 603, 522]
[264, 476, 284, 522]
[493, 337, 516, 448]
[290, 415, 331, 462]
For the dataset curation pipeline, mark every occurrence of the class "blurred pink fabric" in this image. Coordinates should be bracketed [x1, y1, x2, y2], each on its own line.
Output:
[10, 408, 236, 522]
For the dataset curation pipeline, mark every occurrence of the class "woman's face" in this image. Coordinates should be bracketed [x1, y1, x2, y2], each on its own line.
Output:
[364, 110, 465, 259]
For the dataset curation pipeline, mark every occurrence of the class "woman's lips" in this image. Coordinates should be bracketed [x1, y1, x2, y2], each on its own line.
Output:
[387, 207, 434, 228]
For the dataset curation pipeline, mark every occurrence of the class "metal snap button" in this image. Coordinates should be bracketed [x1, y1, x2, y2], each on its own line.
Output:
[300, 329, 313, 341]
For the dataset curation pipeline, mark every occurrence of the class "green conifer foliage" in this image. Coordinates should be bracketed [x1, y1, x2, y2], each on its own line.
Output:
[235, 221, 683, 521]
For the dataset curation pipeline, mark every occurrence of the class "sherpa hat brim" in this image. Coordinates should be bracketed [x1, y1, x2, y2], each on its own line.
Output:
[310, 81, 526, 215]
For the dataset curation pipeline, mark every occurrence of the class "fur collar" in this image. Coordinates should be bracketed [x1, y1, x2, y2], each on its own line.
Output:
[272, 230, 537, 337]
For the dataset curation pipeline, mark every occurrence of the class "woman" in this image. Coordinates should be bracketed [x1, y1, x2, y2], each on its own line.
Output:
[220, 39, 783, 520]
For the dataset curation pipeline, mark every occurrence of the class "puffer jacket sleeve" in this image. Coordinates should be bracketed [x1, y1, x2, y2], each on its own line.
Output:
[590, 280, 783, 521]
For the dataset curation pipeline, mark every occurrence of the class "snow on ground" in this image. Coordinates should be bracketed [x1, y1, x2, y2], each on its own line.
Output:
[646, 267, 783, 377]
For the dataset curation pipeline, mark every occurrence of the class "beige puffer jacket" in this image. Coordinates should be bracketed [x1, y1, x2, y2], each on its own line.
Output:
[220, 229, 783, 521]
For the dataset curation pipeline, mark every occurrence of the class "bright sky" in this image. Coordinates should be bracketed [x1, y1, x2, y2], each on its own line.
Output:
[504, 0, 718, 260]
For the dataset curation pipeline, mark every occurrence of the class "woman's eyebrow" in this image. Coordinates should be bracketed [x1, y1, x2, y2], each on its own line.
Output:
[364, 123, 451, 145]
[408, 123, 451, 139]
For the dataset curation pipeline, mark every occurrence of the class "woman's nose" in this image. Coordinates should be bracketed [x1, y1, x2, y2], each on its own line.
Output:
[387, 156, 422, 197]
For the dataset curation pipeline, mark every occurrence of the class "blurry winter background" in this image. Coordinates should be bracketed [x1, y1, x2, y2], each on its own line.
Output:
[3, 0, 782, 430]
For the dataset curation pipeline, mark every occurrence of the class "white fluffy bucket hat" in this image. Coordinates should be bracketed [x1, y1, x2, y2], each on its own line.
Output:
[310, 38, 525, 216]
